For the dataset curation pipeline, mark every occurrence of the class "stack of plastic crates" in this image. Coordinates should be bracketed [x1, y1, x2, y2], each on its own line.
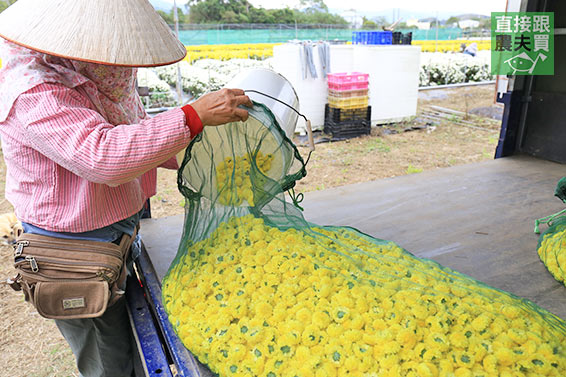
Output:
[325, 72, 372, 139]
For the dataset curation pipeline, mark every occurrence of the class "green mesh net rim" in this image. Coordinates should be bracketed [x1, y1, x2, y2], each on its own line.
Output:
[176, 101, 307, 201]
[537, 217, 566, 249]
[536, 216, 566, 288]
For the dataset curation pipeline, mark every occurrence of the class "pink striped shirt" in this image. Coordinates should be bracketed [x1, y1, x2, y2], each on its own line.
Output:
[0, 82, 193, 232]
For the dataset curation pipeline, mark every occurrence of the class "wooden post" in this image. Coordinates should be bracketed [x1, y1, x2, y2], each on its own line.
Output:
[174, 0, 183, 105]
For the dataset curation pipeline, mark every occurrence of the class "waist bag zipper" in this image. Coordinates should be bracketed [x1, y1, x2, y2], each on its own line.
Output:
[15, 239, 122, 259]
[25, 256, 39, 272]
[14, 240, 29, 257]
[17, 256, 119, 277]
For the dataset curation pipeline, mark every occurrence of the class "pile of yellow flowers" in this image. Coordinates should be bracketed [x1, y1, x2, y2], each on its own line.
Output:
[163, 215, 566, 377]
[216, 152, 274, 207]
[184, 43, 279, 63]
[537, 225, 566, 286]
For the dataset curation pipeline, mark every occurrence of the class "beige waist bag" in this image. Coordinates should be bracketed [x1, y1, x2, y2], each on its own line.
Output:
[7, 231, 135, 319]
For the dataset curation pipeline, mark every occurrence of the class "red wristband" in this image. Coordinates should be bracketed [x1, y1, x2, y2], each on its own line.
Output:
[181, 104, 203, 137]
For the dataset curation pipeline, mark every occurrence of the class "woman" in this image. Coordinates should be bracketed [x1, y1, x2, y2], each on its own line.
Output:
[0, 0, 252, 376]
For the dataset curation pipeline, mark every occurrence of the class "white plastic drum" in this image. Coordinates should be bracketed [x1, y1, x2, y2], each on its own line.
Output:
[225, 68, 299, 139]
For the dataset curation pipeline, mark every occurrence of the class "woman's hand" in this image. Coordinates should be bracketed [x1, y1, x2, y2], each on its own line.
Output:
[190, 88, 253, 127]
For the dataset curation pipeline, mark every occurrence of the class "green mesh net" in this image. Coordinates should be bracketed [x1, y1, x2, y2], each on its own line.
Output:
[535, 178, 566, 288]
[163, 103, 566, 377]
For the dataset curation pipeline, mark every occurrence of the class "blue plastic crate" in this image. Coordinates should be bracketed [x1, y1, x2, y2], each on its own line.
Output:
[352, 31, 392, 45]
[379, 31, 392, 45]
[351, 31, 359, 44]
[368, 32, 379, 44]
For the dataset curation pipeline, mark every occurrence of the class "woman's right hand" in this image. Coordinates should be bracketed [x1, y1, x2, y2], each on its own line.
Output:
[190, 88, 253, 127]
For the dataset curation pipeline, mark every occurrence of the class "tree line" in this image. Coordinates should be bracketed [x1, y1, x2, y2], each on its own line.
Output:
[0, 0, 347, 26]
[0, 0, 15, 13]
[159, 0, 347, 25]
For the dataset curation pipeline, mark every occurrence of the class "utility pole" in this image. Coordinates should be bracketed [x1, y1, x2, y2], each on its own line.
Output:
[434, 11, 438, 52]
[174, 0, 183, 105]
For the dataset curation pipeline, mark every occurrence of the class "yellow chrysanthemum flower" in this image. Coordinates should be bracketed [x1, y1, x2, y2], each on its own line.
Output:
[162, 214, 566, 377]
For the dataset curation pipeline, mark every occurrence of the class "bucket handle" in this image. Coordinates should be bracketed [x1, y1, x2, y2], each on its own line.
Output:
[244, 90, 315, 152]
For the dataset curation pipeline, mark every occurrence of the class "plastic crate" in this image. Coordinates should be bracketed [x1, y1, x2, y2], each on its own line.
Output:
[392, 31, 412, 45]
[328, 80, 369, 91]
[327, 72, 369, 91]
[325, 104, 371, 123]
[352, 31, 366, 44]
[328, 95, 369, 110]
[328, 72, 369, 84]
[377, 31, 392, 45]
[328, 88, 369, 98]
[352, 31, 392, 45]
[392, 32, 402, 45]
[324, 120, 371, 139]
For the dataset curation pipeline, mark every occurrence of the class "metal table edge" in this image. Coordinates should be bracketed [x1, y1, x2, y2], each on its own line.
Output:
[126, 273, 174, 377]
[137, 243, 202, 377]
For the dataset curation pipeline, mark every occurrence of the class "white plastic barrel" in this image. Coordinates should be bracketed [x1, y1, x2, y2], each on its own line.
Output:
[225, 68, 300, 139]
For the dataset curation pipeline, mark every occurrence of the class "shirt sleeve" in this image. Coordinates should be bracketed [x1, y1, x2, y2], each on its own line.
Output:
[12, 83, 194, 186]
[158, 155, 180, 170]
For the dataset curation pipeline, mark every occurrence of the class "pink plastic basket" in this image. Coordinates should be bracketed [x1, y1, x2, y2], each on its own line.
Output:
[328, 72, 369, 84]
[327, 72, 369, 91]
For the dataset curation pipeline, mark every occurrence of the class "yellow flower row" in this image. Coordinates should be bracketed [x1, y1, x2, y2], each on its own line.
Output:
[184, 43, 280, 62]
[163, 213, 566, 377]
[180, 39, 490, 62]
[187, 43, 280, 52]
[412, 40, 491, 53]
[537, 226, 566, 285]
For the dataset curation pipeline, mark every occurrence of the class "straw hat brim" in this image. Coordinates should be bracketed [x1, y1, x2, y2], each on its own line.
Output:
[0, 0, 187, 67]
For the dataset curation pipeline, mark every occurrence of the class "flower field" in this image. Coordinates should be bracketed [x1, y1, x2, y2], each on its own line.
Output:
[149, 58, 272, 100]
[419, 51, 492, 87]
[0, 40, 490, 70]
[137, 68, 176, 107]
[138, 48, 492, 107]
[0, 40, 493, 104]
[184, 43, 279, 63]
[180, 40, 490, 62]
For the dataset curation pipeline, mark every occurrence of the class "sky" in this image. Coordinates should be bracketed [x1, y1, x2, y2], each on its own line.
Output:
[154, 0, 507, 17]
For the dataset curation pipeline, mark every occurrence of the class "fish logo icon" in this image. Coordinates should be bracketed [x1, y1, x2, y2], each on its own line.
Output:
[504, 52, 547, 74]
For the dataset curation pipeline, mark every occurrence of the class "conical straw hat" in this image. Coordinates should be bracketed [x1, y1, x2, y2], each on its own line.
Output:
[0, 0, 187, 67]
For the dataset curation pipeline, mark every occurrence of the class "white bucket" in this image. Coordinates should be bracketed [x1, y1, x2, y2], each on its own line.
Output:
[225, 68, 299, 139]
